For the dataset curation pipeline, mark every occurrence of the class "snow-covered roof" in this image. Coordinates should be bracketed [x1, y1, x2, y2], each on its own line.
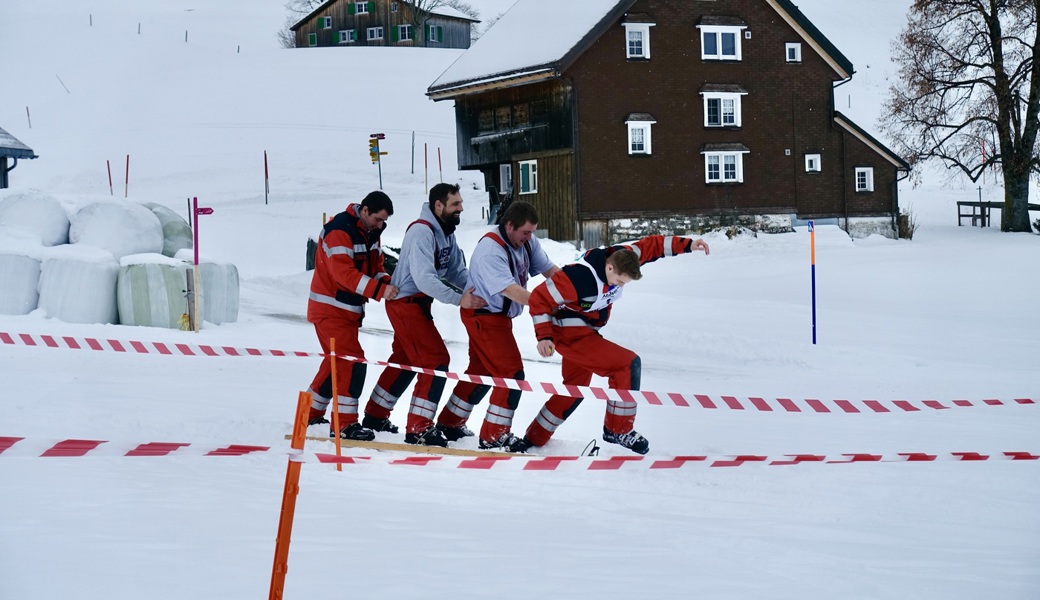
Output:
[429, 0, 629, 97]
[0, 127, 37, 160]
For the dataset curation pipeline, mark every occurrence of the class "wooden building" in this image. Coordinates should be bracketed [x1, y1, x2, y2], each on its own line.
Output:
[427, 0, 910, 243]
[0, 127, 37, 190]
[291, 0, 477, 49]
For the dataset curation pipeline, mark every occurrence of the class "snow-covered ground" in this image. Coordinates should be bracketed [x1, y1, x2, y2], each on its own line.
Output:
[1, 1, 1037, 599]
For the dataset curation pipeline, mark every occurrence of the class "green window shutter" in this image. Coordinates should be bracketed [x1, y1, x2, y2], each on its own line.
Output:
[391, 26, 398, 42]
[348, 3, 355, 15]
[437, 26, 443, 41]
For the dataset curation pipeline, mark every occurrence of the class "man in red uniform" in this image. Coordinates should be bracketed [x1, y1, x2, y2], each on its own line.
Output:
[522, 235, 710, 454]
[361, 183, 486, 447]
[434, 201, 559, 451]
[306, 191, 398, 440]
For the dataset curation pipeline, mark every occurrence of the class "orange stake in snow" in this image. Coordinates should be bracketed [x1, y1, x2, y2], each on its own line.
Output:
[268, 391, 310, 600]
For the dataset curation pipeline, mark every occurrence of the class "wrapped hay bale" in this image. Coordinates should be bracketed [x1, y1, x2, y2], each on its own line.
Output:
[198, 261, 239, 325]
[0, 189, 70, 247]
[69, 201, 163, 260]
[38, 246, 119, 324]
[143, 203, 193, 258]
[0, 251, 42, 315]
[116, 255, 191, 328]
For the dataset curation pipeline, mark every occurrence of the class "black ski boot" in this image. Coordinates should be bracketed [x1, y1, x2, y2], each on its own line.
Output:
[404, 425, 449, 447]
[602, 427, 649, 455]
[362, 414, 399, 434]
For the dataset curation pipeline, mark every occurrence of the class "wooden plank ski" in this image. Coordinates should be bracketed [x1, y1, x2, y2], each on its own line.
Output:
[286, 434, 510, 458]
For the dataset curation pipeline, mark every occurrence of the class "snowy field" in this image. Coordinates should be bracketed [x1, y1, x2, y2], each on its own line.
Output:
[1, 1, 1038, 599]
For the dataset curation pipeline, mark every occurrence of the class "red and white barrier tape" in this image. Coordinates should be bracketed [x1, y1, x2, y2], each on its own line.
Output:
[1, 437, 1037, 469]
[3, 330, 1036, 412]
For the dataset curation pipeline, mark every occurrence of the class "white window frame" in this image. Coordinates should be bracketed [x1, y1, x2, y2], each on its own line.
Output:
[702, 92, 744, 127]
[786, 42, 802, 63]
[320, 16, 332, 29]
[307, 32, 317, 47]
[427, 24, 441, 43]
[626, 119, 655, 155]
[703, 151, 747, 183]
[623, 23, 654, 59]
[391, 1, 399, 12]
[339, 29, 356, 43]
[519, 160, 538, 195]
[805, 153, 822, 173]
[499, 164, 513, 195]
[398, 24, 413, 41]
[367, 26, 383, 41]
[355, 1, 369, 15]
[698, 25, 745, 60]
[855, 167, 875, 192]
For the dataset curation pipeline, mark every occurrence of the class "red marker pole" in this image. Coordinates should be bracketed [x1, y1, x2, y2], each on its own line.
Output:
[809, 220, 817, 345]
[264, 150, 270, 205]
[106, 160, 113, 196]
[437, 147, 443, 183]
[124, 154, 130, 198]
[424, 143, 428, 194]
[268, 391, 310, 600]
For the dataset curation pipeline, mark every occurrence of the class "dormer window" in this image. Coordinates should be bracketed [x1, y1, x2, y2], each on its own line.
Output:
[622, 16, 655, 60]
[697, 17, 747, 61]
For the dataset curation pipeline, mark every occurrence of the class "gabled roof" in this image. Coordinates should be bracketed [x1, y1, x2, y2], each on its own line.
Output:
[428, 0, 854, 100]
[0, 127, 37, 160]
[834, 111, 910, 170]
[290, 0, 479, 32]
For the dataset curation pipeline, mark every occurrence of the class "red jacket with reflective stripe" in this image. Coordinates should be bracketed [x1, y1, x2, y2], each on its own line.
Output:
[307, 203, 391, 322]
[529, 235, 694, 341]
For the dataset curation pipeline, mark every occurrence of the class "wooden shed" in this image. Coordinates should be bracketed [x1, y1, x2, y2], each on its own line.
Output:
[0, 127, 38, 189]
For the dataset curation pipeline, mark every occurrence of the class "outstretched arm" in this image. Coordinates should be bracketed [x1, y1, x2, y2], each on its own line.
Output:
[621, 235, 710, 266]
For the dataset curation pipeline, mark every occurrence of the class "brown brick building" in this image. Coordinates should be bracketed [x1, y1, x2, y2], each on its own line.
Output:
[428, 0, 909, 243]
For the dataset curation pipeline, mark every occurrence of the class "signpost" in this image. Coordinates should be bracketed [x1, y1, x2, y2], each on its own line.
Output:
[369, 133, 387, 189]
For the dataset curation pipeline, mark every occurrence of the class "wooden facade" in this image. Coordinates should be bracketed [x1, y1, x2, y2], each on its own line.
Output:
[291, 0, 475, 49]
[429, 0, 909, 241]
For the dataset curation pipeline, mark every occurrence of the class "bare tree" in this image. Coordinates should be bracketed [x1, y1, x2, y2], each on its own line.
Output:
[277, 0, 326, 48]
[880, 0, 1040, 232]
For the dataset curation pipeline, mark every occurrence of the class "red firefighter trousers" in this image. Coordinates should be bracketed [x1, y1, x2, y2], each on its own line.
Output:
[437, 309, 524, 444]
[363, 297, 451, 434]
[308, 313, 368, 427]
[524, 326, 640, 447]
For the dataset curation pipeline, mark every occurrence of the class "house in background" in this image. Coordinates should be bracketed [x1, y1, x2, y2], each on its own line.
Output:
[427, 0, 910, 243]
[291, 0, 478, 49]
[0, 127, 37, 189]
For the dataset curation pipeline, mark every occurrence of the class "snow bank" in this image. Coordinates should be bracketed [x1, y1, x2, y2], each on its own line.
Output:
[69, 201, 164, 260]
[0, 189, 70, 246]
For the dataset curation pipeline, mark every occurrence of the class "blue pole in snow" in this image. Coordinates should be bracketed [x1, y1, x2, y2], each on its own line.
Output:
[809, 220, 817, 345]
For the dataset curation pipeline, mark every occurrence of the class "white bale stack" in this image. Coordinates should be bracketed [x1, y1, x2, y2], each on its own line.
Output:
[0, 227, 44, 315]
